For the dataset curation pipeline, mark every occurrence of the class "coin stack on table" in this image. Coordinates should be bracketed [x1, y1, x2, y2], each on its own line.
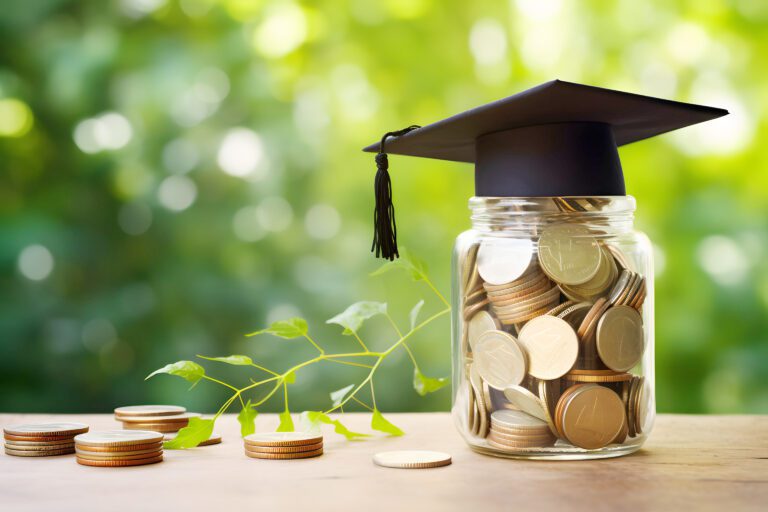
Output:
[3, 423, 88, 457]
[460, 210, 651, 453]
[114, 405, 200, 433]
[74, 430, 164, 467]
[243, 432, 324, 460]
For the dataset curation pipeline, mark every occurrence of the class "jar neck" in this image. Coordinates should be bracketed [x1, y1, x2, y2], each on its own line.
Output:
[469, 196, 636, 235]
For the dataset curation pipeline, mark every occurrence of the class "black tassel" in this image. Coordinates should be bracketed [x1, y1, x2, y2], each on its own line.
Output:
[371, 125, 420, 260]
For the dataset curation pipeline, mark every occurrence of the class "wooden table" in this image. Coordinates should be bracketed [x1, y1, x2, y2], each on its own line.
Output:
[1, 413, 766, 511]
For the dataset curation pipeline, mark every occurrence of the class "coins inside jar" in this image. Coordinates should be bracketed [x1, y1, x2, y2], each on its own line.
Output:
[458, 220, 651, 454]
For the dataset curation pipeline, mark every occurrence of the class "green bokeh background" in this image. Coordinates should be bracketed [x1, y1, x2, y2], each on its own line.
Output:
[2, 0, 766, 415]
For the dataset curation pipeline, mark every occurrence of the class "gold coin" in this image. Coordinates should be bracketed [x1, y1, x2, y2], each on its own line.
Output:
[77, 442, 163, 453]
[473, 330, 527, 390]
[502, 386, 549, 422]
[490, 409, 549, 431]
[605, 244, 633, 272]
[517, 315, 578, 380]
[596, 305, 644, 372]
[545, 300, 576, 317]
[487, 428, 554, 443]
[466, 311, 499, 353]
[245, 442, 324, 454]
[244, 432, 323, 447]
[76, 454, 163, 467]
[245, 447, 323, 460]
[607, 270, 632, 305]
[560, 384, 626, 450]
[4, 441, 74, 451]
[554, 384, 585, 439]
[477, 239, 534, 285]
[118, 412, 200, 424]
[565, 372, 633, 383]
[487, 434, 555, 449]
[74, 430, 164, 447]
[538, 224, 601, 285]
[372, 450, 451, 469]
[635, 376, 651, 435]
[4, 438, 76, 448]
[4, 422, 88, 437]
[4, 446, 74, 457]
[537, 380, 560, 437]
[466, 369, 477, 434]
[75, 449, 163, 461]
[114, 405, 186, 417]
[461, 243, 480, 292]
[163, 432, 222, 447]
[468, 364, 488, 437]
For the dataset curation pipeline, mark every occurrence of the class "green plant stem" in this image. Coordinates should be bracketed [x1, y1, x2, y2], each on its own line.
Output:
[303, 334, 324, 354]
[352, 332, 369, 351]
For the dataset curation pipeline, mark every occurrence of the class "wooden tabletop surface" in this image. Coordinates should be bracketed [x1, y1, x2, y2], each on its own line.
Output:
[1, 413, 766, 512]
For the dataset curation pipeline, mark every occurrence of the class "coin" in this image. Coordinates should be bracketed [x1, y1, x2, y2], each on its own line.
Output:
[467, 311, 501, 352]
[477, 239, 534, 285]
[502, 386, 549, 422]
[487, 428, 554, 443]
[565, 372, 633, 383]
[538, 224, 601, 285]
[560, 384, 626, 449]
[537, 379, 560, 437]
[473, 330, 527, 390]
[118, 412, 200, 424]
[490, 410, 549, 431]
[245, 442, 324, 454]
[468, 364, 488, 437]
[114, 405, 186, 417]
[244, 432, 323, 447]
[635, 377, 651, 435]
[3, 422, 89, 437]
[77, 442, 163, 453]
[3, 441, 74, 451]
[122, 423, 185, 433]
[163, 432, 222, 447]
[517, 315, 579, 380]
[4, 447, 75, 457]
[75, 449, 163, 461]
[74, 430, 164, 447]
[462, 243, 480, 292]
[596, 305, 644, 372]
[372, 450, 451, 469]
[76, 454, 163, 467]
[4, 438, 77, 448]
[245, 448, 324, 460]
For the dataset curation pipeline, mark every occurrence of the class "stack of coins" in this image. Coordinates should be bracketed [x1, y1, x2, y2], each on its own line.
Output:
[114, 405, 200, 433]
[74, 430, 164, 467]
[459, 213, 651, 453]
[3, 423, 88, 457]
[243, 432, 323, 460]
[488, 410, 555, 450]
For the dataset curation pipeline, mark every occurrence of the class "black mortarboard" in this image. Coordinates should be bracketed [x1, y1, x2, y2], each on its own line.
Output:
[364, 79, 727, 260]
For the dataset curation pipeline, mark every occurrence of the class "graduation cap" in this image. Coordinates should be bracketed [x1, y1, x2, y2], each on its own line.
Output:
[364, 79, 728, 260]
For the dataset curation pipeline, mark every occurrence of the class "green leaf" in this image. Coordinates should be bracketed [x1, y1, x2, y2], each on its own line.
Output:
[370, 248, 428, 282]
[145, 360, 205, 385]
[409, 299, 425, 330]
[198, 354, 253, 366]
[371, 409, 404, 436]
[326, 301, 387, 335]
[246, 318, 308, 339]
[163, 418, 214, 449]
[329, 384, 355, 407]
[277, 410, 294, 432]
[303, 411, 370, 440]
[284, 370, 296, 384]
[237, 400, 257, 437]
[413, 368, 449, 396]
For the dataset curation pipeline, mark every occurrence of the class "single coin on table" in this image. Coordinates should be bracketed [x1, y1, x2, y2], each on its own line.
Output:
[74, 430, 164, 447]
[372, 450, 452, 469]
[596, 305, 644, 372]
[114, 405, 186, 417]
[244, 432, 323, 447]
[517, 315, 579, 380]
[245, 442, 324, 454]
[3, 422, 89, 437]
[476, 238, 534, 285]
[473, 330, 527, 389]
[537, 224, 602, 285]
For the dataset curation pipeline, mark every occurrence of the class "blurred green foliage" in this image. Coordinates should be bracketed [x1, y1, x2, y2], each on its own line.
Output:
[1, 0, 766, 414]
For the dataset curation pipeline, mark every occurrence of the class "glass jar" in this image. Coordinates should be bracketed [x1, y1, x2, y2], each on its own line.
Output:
[451, 196, 655, 460]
